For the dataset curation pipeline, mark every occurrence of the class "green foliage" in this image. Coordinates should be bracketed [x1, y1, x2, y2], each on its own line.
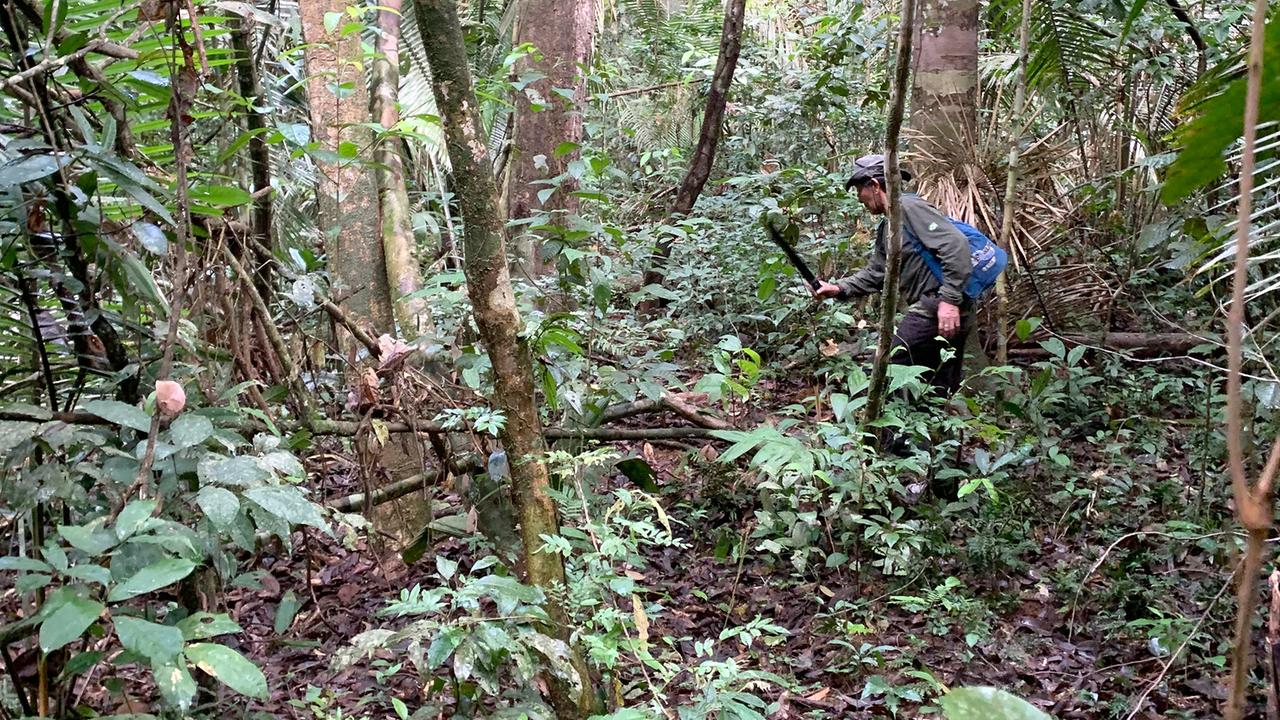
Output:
[940, 687, 1053, 720]
[1163, 14, 1280, 202]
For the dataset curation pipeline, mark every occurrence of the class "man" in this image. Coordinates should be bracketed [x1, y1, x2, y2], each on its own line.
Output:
[812, 154, 973, 398]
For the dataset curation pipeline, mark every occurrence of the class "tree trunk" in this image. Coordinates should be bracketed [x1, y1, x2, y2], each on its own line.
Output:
[300, 0, 394, 343]
[372, 0, 433, 339]
[910, 0, 978, 154]
[642, 0, 747, 294]
[413, 1, 598, 716]
[507, 0, 595, 278]
[864, 0, 917, 431]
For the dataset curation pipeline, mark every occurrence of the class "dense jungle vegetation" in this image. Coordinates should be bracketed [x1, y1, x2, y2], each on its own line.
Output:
[1, 0, 1278, 718]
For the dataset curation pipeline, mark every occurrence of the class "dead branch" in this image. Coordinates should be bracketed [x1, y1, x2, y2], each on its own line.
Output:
[596, 393, 731, 430]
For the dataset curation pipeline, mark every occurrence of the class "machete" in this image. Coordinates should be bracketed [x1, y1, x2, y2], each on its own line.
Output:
[766, 225, 821, 291]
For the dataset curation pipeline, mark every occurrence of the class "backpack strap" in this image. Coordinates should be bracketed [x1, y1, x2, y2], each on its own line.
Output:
[901, 222, 946, 286]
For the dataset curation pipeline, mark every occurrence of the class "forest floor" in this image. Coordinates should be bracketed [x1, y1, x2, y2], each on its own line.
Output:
[233, 372, 1233, 720]
[8, 368, 1236, 719]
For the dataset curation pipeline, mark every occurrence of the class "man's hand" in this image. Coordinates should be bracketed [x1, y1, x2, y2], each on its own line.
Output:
[937, 301, 961, 338]
[812, 280, 842, 299]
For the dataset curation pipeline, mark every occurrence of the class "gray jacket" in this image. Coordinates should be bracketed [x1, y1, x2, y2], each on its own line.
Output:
[834, 194, 972, 315]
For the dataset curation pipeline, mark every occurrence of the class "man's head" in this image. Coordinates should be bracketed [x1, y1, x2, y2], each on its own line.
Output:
[845, 154, 912, 216]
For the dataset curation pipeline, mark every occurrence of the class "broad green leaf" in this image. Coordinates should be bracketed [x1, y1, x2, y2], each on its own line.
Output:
[116, 499, 157, 540]
[59, 650, 103, 680]
[0, 420, 38, 455]
[200, 455, 269, 486]
[153, 657, 198, 711]
[179, 612, 242, 640]
[99, 236, 170, 312]
[940, 687, 1053, 720]
[108, 558, 197, 602]
[57, 523, 118, 554]
[170, 414, 214, 449]
[0, 402, 51, 420]
[425, 626, 465, 669]
[191, 183, 252, 208]
[40, 596, 104, 653]
[83, 399, 152, 432]
[195, 486, 240, 529]
[114, 615, 184, 664]
[273, 590, 302, 634]
[0, 556, 52, 572]
[1162, 16, 1280, 202]
[0, 153, 71, 187]
[185, 643, 268, 699]
[63, 564, 112, 585]
[243, 486, 327, 529]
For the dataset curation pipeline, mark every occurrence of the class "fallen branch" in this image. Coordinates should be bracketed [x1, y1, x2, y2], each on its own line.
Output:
[9, 410, 719, 442]
[545, 426, 717, 440]
[596, 393, 731, 430]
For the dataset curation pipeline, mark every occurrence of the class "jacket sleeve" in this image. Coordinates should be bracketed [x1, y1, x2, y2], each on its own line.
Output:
[904, 200, 970, 306]
[834, 226, 886, 299]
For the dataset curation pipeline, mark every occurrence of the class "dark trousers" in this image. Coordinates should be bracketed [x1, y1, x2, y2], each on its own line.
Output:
[889, 295, 970, 398]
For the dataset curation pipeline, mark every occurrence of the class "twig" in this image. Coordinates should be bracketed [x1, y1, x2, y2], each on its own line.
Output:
[605, 79, 691, 99]
[124, 23, 196, 510]
[1067, 530, 1230, 638]
[1126, 557, 1241, 720]
[222, 248, 315, 418]
[244, 237, 382, 358]
[1226, 3, 1272, 718]
[1268, 569, 1280, 720]
[0, 39, 137, 91]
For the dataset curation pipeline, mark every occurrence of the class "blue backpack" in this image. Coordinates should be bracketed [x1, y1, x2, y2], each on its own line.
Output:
[905, 218, 1008, 301]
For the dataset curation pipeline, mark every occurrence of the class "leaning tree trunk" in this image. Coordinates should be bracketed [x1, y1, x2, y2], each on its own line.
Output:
[372, 0, 432, 339]
[300, 0, 394, 343]
[910, 0, 978, 155]
[642, 0, 747, 295]
[507, 0, 595, 278]
[994, 0, 1032, 365]
[864, 0, 918, 430]
[414, 0, 598, 717]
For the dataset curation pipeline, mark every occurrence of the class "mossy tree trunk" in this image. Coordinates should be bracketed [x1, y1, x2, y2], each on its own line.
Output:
[414, 0, 599, 716]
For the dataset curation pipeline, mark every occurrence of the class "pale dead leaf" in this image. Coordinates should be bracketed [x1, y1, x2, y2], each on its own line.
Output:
[820, 339, 840, 357]
[631, 594, 649, 648]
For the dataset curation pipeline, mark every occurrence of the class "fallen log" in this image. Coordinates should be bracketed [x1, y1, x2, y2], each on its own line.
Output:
[1009, 332, 1215, 358]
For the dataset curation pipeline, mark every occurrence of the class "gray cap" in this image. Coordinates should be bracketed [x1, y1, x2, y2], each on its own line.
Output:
[845, 153, 913, 189]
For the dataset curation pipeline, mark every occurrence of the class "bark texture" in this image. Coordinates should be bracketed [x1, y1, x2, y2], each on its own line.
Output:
[643, 0, 747, 292]
[911, 0, 978, 153]
[300, 0, 394, 340]
[507, 0, 595, 277]
[373, 0, 432, 338]
[414, 0, 597, 716]
[232, 19, 274, 297]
